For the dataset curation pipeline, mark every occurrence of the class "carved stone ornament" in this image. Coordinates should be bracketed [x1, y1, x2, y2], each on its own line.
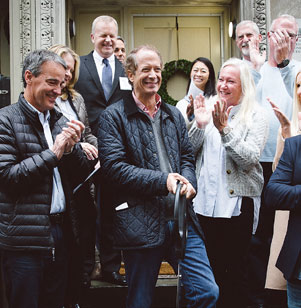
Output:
[39, 0, 53, 49]
[254, 0, 267, 53]
[20, 0, 32, 62]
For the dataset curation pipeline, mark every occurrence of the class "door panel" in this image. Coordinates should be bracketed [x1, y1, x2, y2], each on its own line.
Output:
[178, 16, 221, 72]
[133, 15, 221, 101]
[133, 17, 178, 64]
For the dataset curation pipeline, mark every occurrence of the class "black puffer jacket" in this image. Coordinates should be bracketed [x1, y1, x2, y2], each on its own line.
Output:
[0, 94, 91, 251]
[98, 91, 203, 249]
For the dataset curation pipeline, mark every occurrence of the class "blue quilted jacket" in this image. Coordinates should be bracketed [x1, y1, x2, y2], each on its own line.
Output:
[98, 91, 203, 249]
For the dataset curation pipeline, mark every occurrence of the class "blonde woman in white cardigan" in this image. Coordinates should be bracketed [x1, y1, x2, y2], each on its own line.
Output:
[189, 58, 269, 308]
[265, 70, 301, 291]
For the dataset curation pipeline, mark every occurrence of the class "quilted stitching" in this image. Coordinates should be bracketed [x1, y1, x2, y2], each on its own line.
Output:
[98, 94, 197, 249]
[0, 94, 90, 251]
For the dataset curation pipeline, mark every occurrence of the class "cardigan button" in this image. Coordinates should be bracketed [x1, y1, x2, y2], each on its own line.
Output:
[226, 169, 231, 174]
[229, 189, 234, 195]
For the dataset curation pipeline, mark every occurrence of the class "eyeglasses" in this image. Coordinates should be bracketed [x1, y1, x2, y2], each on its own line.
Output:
[270, 30, 298, 38]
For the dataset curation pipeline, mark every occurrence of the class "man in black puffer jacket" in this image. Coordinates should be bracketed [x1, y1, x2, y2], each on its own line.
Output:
[98, 45, 219, 308]
[0, 50, 91, 308]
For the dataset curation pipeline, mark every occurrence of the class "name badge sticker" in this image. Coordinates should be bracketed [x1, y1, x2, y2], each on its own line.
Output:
[119, 77, 132, 90]
[115, 202, 129, 211]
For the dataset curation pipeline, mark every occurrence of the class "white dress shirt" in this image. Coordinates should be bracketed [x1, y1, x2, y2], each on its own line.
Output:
[26, 101, 66, 214]
[93, 51, 115, 84]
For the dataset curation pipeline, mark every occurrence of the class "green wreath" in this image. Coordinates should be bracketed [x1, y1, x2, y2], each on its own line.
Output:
[158, 59, 192, 106]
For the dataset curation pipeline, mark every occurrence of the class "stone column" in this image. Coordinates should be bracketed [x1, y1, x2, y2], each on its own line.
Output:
[9, 0, 66, 103]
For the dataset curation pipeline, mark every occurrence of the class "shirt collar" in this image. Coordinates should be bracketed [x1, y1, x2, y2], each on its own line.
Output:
[93, 50, 115, 65]
[132, 91, 162, 119]
[25, 100, 50, 125]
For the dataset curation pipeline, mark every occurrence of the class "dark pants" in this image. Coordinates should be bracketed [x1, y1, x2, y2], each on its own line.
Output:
[246, 162, 275, 306]
[2, 224, 68, 308]
[0, 254, 8, 308]
[96, 187, 121, 273]
[65, 186, 96, 305]
[198, 197, 254, 308]
[123, 222, 219, 308]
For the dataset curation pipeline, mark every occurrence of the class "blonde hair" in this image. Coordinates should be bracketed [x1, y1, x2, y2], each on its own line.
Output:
[48, 44, 80, 100]
[219, 58, 258, 127]
[291, 71, 301, 135]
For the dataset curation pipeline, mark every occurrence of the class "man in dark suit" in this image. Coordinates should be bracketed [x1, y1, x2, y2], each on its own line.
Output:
[265, 135, 301, 307]
[75, 15, 127, 136]
[75, 15, 127, 286]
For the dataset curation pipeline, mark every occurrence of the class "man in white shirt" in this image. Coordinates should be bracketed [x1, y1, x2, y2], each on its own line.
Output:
[75, 15, 127, 286]
[75, 15, 127, 135]
[0, 49, 89, 308]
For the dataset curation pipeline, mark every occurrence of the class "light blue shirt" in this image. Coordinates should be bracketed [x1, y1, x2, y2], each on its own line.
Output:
[26, 101, 66, 214]
[252, 60, 301, 162]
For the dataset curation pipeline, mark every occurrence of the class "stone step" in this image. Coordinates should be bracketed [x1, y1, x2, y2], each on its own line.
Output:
[80, 275, 179, 308]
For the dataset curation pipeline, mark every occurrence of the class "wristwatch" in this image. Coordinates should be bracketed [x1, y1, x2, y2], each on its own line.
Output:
[277, 59, 290, 68]
[220, 126, 232, 137]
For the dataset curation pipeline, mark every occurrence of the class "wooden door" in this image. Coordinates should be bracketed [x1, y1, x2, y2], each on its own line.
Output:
[133, 15, 221, 101]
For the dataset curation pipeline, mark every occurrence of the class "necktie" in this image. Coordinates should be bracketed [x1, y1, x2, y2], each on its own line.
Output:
[102, 58, 112, 100]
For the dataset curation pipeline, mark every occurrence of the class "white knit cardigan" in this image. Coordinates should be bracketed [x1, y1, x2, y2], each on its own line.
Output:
[188, 106, 269, 197]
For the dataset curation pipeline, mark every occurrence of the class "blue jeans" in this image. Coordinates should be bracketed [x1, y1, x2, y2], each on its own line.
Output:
[123, 222, 219, 308]
[2, 224, 68, 308]
[287, 279, 301, 308]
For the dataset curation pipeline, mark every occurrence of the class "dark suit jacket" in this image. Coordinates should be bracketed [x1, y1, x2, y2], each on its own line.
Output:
[75, 51, 126, 135]
[265, 135, 301, 281]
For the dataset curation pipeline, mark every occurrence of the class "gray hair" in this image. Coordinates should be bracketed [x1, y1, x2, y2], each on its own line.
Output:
[236, 20, 260, 37]
[22, 49, 66, 87]
[270, 14, 298, 32]
[91, 15, 118, 34]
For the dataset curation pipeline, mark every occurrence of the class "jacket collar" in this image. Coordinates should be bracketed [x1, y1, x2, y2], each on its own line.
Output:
[18, 93, 62, 129]
[123, 91, 174, 120]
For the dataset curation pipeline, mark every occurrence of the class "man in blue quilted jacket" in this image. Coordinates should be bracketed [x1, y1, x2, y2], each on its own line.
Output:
[97, 45, 219, 308]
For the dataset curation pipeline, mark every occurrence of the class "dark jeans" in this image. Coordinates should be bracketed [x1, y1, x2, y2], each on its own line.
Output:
[123, 222, 219, 308]
[246, 162, 275, 306]
[287, 279, 301, 308]
[2, 224, 68, 308]
[198, 197, 254, 308]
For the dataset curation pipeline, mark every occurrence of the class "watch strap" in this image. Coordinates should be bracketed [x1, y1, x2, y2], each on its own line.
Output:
[277, 59, 290, 68]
